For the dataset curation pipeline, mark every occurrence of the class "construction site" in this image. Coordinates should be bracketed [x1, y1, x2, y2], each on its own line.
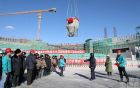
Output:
[0, 27, 140, 66]
[0, 0, 140, 88]
[0, 8, 140, 66]
[0, 27, 140, 88]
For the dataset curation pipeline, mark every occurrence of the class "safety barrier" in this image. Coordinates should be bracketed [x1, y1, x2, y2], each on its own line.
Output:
[66, 59, 106, 65]
[66, 59, 140, 68]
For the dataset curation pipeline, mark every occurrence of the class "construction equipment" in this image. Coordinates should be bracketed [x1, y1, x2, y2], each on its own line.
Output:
[66, 0, 79, 37]
[66, 17, 79, 37]
[0, 8, 56, 41]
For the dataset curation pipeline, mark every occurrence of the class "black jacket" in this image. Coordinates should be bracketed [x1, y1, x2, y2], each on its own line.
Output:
[0, 56, 2, 77]
[85, 57, 96, 68]
[20, 55, 26, 72]
[26, 54, 37, 70]
[12, 55, 22, 76]
[44, 57, 51, 69]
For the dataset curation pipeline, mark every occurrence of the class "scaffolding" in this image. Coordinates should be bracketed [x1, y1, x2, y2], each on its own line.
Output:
[85, 33, 140, 59]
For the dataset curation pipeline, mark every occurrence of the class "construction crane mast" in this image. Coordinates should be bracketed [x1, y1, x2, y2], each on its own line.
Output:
[0, 8, 56, 41]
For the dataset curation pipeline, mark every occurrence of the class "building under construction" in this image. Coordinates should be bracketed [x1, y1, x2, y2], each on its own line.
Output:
[0, 28, 140, 61]
[85, 29, 140, 60]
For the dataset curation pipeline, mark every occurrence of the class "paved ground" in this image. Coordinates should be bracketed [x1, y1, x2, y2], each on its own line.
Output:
[16, 67, 140, 88]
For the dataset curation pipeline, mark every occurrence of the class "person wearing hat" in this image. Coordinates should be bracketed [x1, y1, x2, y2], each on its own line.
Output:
[26, 49, 37, 85]
[38, 54, 46, 78]
[51, 55, 58, 72]
[0, 50, 3, 80]
[58, 55, 66, 76]
[34, 53, 40, 79]
[19, 52, 26, 84]
[105, 55, 112, 76]
[12, 49, 22, 87]
[0, 48, 12, 88]
[44, 54, 51, 76]
[116, 50, 129, 83]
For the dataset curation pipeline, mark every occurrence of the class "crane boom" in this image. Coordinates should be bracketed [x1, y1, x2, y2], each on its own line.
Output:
[0, 8, 56, 16]
[0, 8, 56, 41]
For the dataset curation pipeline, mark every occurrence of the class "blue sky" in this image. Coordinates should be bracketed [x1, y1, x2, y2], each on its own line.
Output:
[0, 0, 140, 44]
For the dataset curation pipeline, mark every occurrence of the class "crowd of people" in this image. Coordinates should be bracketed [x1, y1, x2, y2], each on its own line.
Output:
[0, 48, 66, 88]
[0, 48, 130, 88]
[84, 50, 129, 83]
[104, 50, 129, 83]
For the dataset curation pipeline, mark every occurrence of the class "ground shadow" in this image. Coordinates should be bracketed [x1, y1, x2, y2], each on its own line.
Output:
[95, 71, 107, 76]
[55, 71, 61, 76]
[95, 72, 129, 82]
[128, 74, 140, 79]
[74, 72, 121, 82]
[95, 74, 120, 82]
[115, 73, 140, 79]
[73, 73, 90, 80]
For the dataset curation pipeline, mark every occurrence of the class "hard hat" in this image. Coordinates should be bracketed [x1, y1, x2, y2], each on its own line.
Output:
[67, 18, 74, 23]
[5, 48, 12, 53]
[117, 50, 121, 53]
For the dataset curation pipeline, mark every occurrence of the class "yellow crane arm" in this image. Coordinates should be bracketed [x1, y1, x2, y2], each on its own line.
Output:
[0, 8, 56, 16]
[0, 8, 56, 41]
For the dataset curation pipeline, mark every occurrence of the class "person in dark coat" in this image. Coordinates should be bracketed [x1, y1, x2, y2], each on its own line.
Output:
[44, 54, 51, 76]
[0, 50, 3, 80]
[84, 53, 96, 81]
[12, 49, 22, 87]
[26, 49, 37, 85]
[19, 52, 26, 84]
[34, 53, 40, 79]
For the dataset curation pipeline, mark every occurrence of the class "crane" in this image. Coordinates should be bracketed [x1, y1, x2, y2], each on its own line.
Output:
[0, 8, 56, 41]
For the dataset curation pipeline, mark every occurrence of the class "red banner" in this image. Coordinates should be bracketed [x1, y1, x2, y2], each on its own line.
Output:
[23, 50, 85, 54]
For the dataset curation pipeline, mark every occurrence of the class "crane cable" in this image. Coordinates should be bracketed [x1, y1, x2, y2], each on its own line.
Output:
[66, 0, 71, 18]
[66, 0, 79, 18]
[74, 0, 78, 17]
[66, 0, 79, 37]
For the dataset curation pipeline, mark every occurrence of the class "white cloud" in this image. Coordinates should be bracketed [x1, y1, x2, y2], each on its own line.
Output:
[5, 25, 15, 30]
